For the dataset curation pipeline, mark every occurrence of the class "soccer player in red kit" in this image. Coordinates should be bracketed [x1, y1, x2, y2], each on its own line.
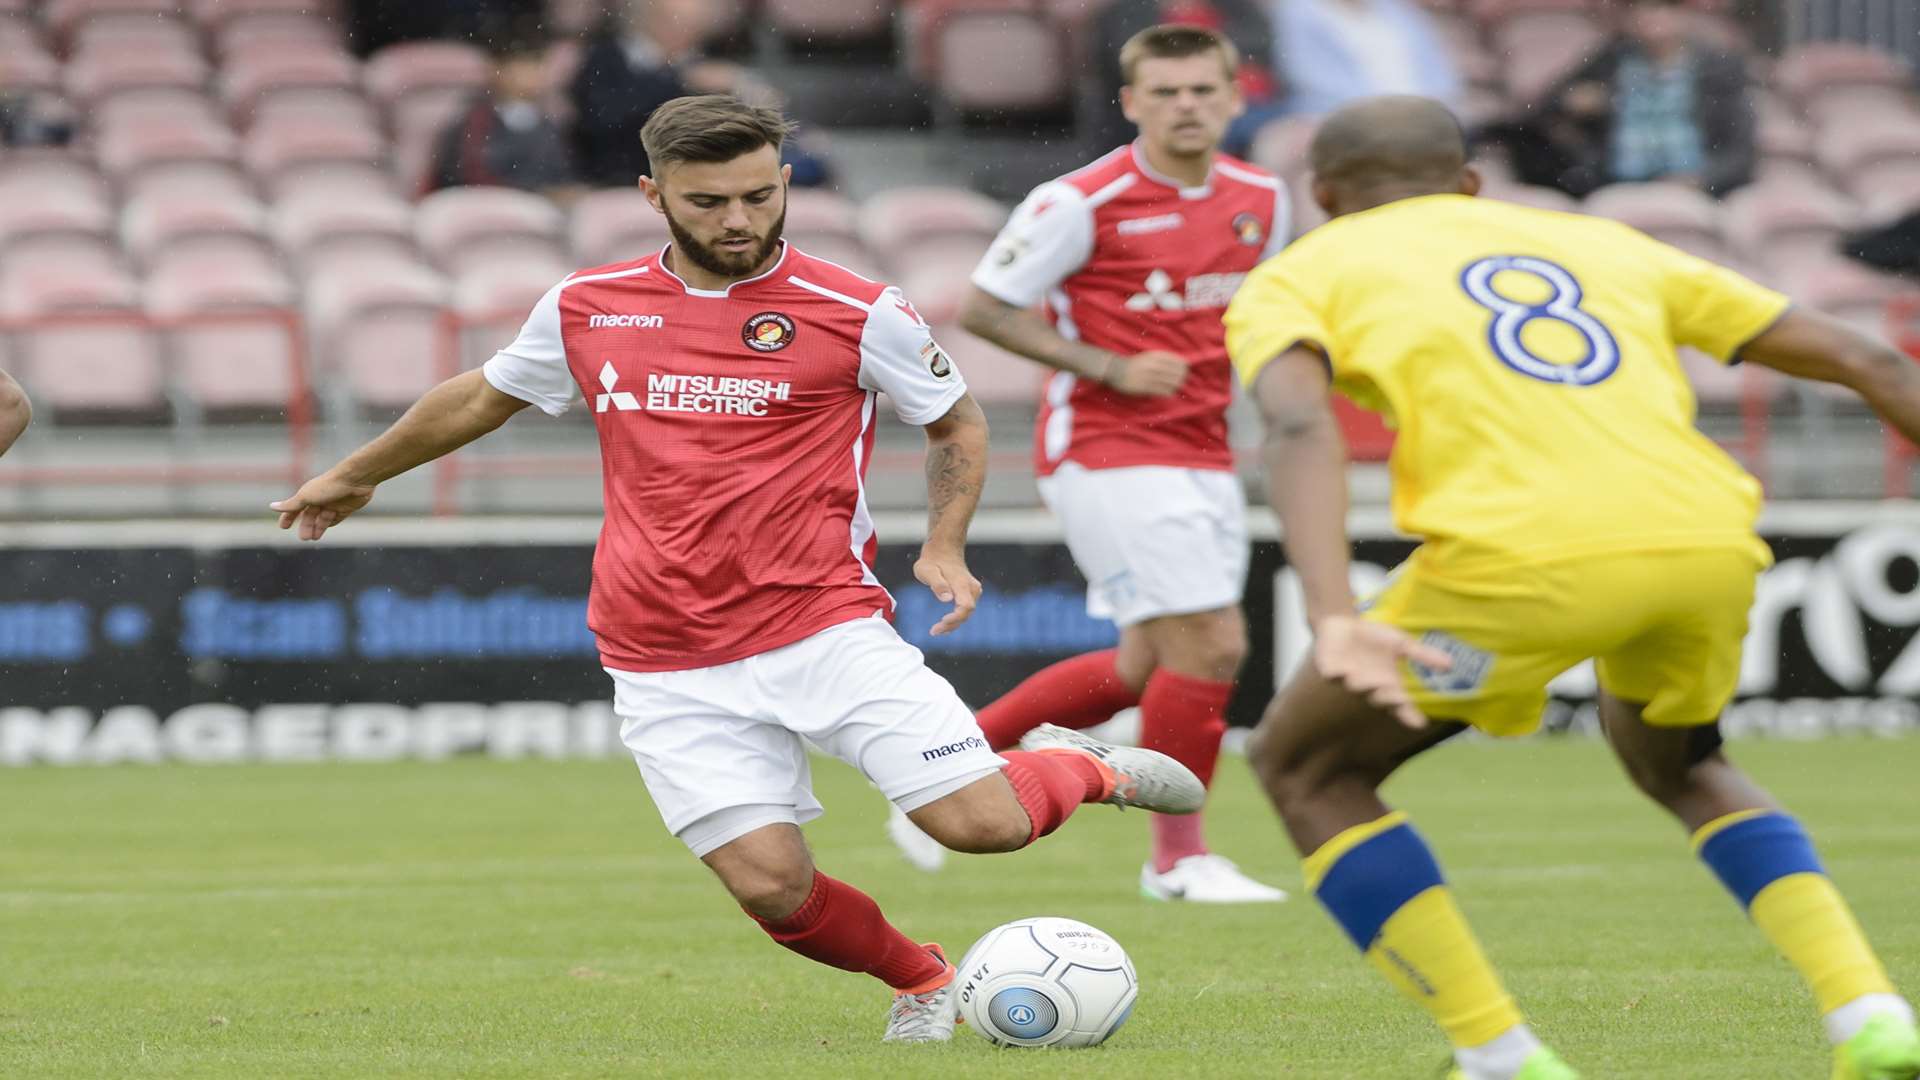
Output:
[270, 95, 1204, 1042]
[892, 26, 1289, 903]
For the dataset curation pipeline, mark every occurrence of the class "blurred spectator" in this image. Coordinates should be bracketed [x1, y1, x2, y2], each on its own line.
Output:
[1843, 212, 1920, 279]
[1499, 0, 1754, 198]
[424, 30, 580, 199]
[571, 0, 831, 188]
[1269, 0, 1460, 117]
[348, 0, 544, 56]
[1084, 0, 1278, 154]
[0, 90, 72, 148]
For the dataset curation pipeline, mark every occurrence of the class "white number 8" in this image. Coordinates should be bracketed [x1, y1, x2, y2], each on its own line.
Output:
[1460, 255, 1621, 387]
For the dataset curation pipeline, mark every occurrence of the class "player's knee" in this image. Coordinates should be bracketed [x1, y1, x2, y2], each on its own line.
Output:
[722, 860, 817, 920]
[925, 809, 1030, 854]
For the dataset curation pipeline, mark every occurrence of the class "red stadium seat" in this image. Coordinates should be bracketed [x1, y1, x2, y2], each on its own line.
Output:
[95, 117, 238, 182]
[70, 14, 200, 58]
[1721, 178, 1856, 267]
[42, 0, 181, 46]
[267, 160, 396, 205]
[0, 244, 163, 415]
[390, 89, 471, 194]
[363, 41, 489, 117]
[1584, 181, 1726, 258]
[450, 256, 572, 370]
[243, 115, 385, 186]
[1773, 43, 1913, 108]
[214, 14, 346, 61]
[858, 186, 1007, 263]
[121, 185, 272, 268]
[244, 91, 378, 135]
[220, 48, 358, 120]
[304, 253, 450, 410]
[414, 187, 565, 270]
[1814, 117, 1920, 197]
[270, 187, 415, 266]
[122, 161, 256, 209]
[65, 47, 209, 108]
[569, 188, 670, 267]
[94, 87, 223, 134]
[931, 320, 1044, 405]
[144, 246, 301, 412]
[191, 0, 343, 29]
[0, 170, 112, 247]
[933, 11, 1071, 114]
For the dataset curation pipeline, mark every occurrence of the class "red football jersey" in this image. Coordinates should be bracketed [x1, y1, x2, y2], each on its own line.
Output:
[482, 242, 966, 672]
[971, 143, 1288, 476]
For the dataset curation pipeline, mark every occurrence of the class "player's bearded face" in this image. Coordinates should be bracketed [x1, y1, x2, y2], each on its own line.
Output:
[650, 147, 791, 279]
[1124, 54, 1242, 159]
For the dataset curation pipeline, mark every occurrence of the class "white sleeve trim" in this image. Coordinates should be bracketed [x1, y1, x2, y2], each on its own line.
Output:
[1263, 178, 1293, 259]
[857, 285, 969, 426]
[969, 180, 1095, 308]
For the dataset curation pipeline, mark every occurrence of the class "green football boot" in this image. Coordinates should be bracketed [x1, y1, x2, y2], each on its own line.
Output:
[1834, 1014, 1920, 1080]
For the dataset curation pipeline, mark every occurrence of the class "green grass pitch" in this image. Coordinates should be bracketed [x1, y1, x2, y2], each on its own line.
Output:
[3, 737, 1914, 1078]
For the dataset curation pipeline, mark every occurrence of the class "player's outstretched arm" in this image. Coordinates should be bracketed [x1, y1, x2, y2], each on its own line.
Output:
[0, 368, 31, 459]
[271, 370, 530, 540]
[916, 392, 988, 637]
[1739, 308, 1920, 446]
[1253, 346, 1448, 727]
[957, 286, 1187, 397]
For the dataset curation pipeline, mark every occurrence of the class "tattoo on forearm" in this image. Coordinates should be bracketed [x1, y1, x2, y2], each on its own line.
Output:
[926, 442, 979, 524]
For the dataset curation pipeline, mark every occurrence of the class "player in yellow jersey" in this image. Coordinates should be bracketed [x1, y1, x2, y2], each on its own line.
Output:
[1224, 96, 1920, 1080]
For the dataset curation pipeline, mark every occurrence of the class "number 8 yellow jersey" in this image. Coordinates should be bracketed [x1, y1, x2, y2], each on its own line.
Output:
[1224, 192, 1788, 574]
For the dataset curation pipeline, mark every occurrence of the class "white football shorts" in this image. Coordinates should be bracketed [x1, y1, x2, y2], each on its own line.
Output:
[609, 614, 1005, 856]
[1036, 462, 1250, 627]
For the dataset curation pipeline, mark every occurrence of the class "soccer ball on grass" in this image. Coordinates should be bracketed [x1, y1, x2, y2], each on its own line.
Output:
[954, 916, 1137, 1048]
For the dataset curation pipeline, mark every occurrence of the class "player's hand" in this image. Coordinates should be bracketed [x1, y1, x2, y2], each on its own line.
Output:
[915, 546, 982, 637]
[1107, 350, 1188, 397]
[270, 472, 375, 541]
[1311, 614, 1452, 730]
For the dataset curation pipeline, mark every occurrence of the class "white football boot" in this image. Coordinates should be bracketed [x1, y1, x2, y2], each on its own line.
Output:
[1140, 853, 1289, 903]
[885, 802, 947, 873]
[881, 944, 958, 1043]
[1016, 723, 1206, 814]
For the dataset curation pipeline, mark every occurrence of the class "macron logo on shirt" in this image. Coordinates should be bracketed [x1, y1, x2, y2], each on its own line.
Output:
[588, 313, 665, 329]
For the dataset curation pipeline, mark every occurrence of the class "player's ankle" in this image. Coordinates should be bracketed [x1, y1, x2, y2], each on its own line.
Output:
[1827, 993, 1917, 1045]
[1454, 1023, 1543, 1080]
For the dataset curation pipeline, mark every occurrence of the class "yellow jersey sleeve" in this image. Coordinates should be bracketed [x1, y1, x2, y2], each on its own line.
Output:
[1225, 256, 1336, 388]
[1646, 237, 1792, 362]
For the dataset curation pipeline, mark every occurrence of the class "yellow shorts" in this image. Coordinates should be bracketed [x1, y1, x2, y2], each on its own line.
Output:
[1363, 543, 1770, 737]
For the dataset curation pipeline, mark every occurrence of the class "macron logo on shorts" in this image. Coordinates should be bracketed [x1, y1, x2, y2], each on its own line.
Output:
[921, 735, 987, 761]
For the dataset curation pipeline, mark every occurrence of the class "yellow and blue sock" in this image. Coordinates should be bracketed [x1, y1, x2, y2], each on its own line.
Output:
[1305, 811, 1526, 1052]
[1695, 809, 1908, 1041]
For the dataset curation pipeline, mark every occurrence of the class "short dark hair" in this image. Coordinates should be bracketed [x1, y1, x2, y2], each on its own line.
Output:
[1119, 25, 1238, 86]
[641, 95, 795, 171]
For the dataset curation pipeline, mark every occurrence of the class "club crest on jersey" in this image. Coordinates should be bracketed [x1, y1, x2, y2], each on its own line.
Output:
[1409, 631, 1493, 695]
[921, 339, 954, 379]
[742, 311, 796, 352]
[1232, 212, 1265, 247]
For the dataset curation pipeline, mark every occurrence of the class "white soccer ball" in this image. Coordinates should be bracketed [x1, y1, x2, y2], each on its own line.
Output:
[954, 916, 1138, 1048]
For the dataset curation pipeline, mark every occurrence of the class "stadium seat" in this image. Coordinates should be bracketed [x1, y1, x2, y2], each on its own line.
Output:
[0, 245, 163, 415]
[65, 47, 209, 108]
[1773, 42, 1913, 109]
[121, 186, 271, 268]
[450, 256, 572, 370]
[42, 0, 182, 46]
[245, 91, 379, 136]
[95, 117, 239, 182]
[94, 87, 223, 135]
[767, 0, 894, 44]
[930, 320, 1043, 405]
[70, 14, 200, 59]
[1814, 118, 1920, 194]
[363, 41, 489, 117]
[267, 160, 396, 205]
[303, 253, 450, 410]
[785, 188, 862, 243]
[1584, 181, 1726, 258]
[144, 246, 302, 412]
[1776, 255, 1919, 338]
[569, 188, 670, 267]
[390, 90, 471, 194]
[1755, 99, 1817, 175]
[191, 0, 343, 29]
[415, 187, 565, 270]
[270, 187, 415, 267]
[220, 48, 359, 120]
[933, 10, 1071, 114]
[858, 187, 1007, 266]
[1721, 178, 1856, 267]
[0, 170, 112, 247]
[214, 14, 346, 61]
[243, 115, 385, 186]
[122, 161, 256, 210]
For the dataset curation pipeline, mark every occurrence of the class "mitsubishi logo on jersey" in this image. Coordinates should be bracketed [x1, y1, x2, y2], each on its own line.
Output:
[596, 361, 640, 412]
[1123, 269, 1249, 312]
[1125, 269, 1183, 312]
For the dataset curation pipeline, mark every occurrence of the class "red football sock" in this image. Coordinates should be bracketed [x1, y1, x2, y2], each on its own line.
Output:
[1000, 749, 1108, 845]
[751, 872, 948, 991]
[1138, 669, 1232, 870]
[974, 648, 1141, 750]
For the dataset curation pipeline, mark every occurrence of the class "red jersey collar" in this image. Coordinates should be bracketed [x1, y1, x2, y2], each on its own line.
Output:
[1129, 140, 1216, 200]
